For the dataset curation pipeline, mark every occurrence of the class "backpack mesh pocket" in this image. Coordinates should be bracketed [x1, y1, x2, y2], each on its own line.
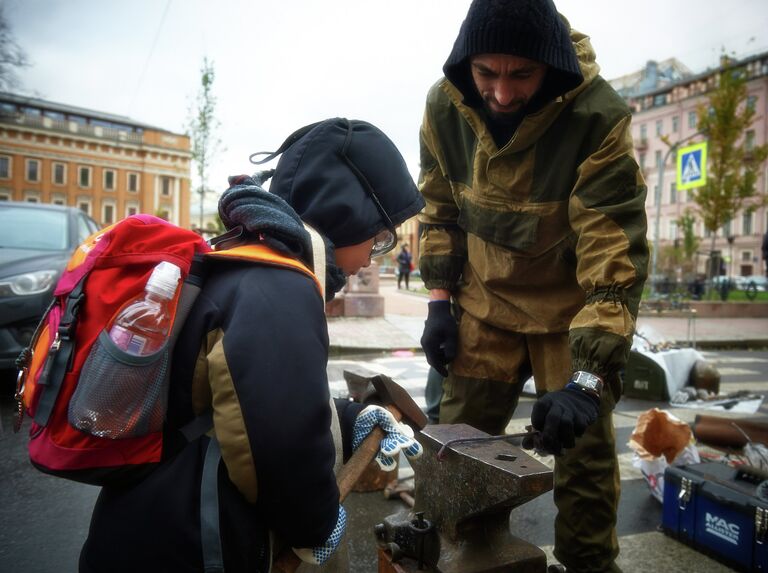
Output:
[69, 331, 170, 439]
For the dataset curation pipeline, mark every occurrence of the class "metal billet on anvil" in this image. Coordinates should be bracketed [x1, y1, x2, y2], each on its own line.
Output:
[435, 426, 541, 460]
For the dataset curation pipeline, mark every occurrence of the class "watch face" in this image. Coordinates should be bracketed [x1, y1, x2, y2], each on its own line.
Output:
[573, 371, 602, 392]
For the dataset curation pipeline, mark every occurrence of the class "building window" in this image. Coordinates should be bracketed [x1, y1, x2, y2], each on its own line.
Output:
[77, 197, 92, 216]
[723, 219, 732, 237]
[51, 193, 66, 206]
[747, 95, 757, 112]
[742, 212, 753, 235]
[157, 207, 171, 221]
[655, 119, 663, 136]
[78, 166, 92, 188]
[669, 182, 676, 204]
[26, 159, 40, 182]
[745, 130, 755, 152]
[127, 172, 139, 193]
[102, 202, 116, 225]
[688, 111, 697, 128]
[52, 162, 66, 185]
[655, 150, 662, 168]
[0, 191, 10, 200]
[103, 169, 116, 191]
[669, 220, 678, 241]
[742, 250, 753, 262]
[24, 191, 40, 203]
[639, 153, 646, 171]
[0, 155, 10, 179]
[640, 124, 647, 141]
[672, 115, 679, 133]
[160, 176, 172, 197]
[126, 201, 140, 217]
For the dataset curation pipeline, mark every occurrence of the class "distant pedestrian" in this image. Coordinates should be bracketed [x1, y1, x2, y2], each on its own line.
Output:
[762, 231, 768, 277]
[396, 244, 413, 289]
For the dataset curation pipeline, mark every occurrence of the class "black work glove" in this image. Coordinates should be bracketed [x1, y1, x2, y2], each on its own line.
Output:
[420, 300, 458, 377]
[524, 387, 600, 456]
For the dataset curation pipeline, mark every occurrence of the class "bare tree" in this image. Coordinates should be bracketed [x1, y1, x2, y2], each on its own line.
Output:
[0, 5, 29, 91]
[187, 58, 223, 231]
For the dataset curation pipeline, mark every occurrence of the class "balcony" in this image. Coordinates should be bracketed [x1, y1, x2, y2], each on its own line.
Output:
[0, 111, 144, 145]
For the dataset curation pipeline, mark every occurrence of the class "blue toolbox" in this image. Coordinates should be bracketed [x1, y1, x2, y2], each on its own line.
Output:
[663, 462, 768, 571]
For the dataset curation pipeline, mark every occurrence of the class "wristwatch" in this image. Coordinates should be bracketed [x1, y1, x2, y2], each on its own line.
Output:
[569, 371, 604, 397]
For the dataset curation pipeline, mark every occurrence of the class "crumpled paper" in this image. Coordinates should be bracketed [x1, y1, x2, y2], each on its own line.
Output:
[628, 408, 701, 502]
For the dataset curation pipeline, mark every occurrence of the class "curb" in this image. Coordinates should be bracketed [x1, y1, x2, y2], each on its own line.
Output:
[329, 340, 768, 356]
[686, 339, 768, 350]
[328, 344, 423, 358]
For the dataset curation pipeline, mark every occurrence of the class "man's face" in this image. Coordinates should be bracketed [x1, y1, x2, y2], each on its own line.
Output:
[470, 54, 548, 120]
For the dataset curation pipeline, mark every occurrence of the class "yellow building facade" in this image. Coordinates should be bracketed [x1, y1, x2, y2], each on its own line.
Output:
[0, 92, 192, 228]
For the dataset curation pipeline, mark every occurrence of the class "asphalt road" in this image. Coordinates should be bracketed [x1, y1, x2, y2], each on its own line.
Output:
[1, 350, 767, 572]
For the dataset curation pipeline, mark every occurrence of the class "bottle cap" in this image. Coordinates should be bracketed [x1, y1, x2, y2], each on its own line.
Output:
[146, 261, 181, 299]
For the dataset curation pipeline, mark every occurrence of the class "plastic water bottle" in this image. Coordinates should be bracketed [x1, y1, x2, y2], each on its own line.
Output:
[108, 261, 181, 356]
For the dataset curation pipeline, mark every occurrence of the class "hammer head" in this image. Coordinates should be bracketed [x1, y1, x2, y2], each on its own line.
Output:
[342, 370, 427, 431]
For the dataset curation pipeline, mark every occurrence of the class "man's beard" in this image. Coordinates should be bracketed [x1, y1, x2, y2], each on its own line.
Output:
[481, 96, 529, 127]
[485, 106, 527, 127]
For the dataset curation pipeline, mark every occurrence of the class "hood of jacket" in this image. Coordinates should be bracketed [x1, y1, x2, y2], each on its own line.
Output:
[438, 25, 601, 155]
[264, 118, 425, 248]
[443, 0, 585, 108]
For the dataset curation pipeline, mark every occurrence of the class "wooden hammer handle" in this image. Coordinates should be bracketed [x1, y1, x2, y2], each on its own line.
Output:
[272, 405, 403, 573]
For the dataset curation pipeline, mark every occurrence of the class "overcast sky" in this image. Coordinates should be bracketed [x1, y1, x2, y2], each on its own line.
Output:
[5, 0, 768, 208]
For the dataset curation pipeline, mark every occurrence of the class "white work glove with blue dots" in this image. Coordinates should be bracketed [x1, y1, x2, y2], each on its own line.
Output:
[352, 405, 423, 471]
[292, 504, 346, 565]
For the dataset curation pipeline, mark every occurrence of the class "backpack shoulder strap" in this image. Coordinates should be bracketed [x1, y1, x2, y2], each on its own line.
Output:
[32, 277, 87, 426]
[205, 244, 324, 298]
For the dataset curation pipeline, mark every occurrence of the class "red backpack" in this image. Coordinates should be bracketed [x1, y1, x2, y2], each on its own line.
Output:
[14, 214, 212, 485]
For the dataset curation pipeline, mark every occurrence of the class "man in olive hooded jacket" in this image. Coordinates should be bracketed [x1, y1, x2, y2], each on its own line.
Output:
[418, 1, 648, 571]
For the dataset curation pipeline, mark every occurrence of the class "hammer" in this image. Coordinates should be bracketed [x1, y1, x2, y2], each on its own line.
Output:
[272, 374, 427, 573]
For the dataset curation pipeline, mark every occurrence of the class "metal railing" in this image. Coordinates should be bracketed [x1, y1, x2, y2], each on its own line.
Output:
[0, 112, 144, 144]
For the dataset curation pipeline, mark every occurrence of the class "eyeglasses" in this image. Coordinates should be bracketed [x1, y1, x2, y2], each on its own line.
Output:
[370, 228, 396, 258]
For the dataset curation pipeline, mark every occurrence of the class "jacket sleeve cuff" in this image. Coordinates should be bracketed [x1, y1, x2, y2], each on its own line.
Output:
[569, 326, 631, 380]
[419, 254, 465, 292]
[334, 399, 364, 463]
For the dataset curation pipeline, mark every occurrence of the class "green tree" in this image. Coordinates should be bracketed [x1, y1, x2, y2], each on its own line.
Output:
[677, 210, 699, 265]
[187, 58, 223, 231]
[691, 60, 768, 257]
[0, 5, 30, 91]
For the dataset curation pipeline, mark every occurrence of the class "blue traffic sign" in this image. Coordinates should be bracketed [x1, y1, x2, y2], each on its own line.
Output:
[677, 142, 708, 190]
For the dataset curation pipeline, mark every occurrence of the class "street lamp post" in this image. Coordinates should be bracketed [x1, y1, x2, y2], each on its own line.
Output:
[727, 234, 735, 279]
[650, 146, 675, 298]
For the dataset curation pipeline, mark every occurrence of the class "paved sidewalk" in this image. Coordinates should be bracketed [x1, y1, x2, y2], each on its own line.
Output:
[328, 277, 768, 353]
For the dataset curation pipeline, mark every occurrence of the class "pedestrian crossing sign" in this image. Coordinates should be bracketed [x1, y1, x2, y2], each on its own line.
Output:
[676, 141, 707, 190]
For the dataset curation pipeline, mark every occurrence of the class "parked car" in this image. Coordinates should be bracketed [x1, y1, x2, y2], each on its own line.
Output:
[741, 275, 768, 292]
[708, 275, 737, 289]
[0, 202, 100, 369]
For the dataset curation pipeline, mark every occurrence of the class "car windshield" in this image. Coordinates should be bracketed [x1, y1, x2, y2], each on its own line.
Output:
[0, 206, 69, 250]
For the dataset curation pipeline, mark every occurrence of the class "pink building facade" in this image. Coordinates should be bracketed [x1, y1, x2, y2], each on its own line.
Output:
[616, 53, 768, 280]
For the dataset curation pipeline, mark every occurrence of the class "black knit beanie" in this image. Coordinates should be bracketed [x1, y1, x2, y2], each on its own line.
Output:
[444, 0, 583, 107]
[254, 118, 424, 249]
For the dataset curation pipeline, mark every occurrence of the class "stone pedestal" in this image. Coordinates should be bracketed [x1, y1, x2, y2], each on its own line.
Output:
[325, 261, 385, 317]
